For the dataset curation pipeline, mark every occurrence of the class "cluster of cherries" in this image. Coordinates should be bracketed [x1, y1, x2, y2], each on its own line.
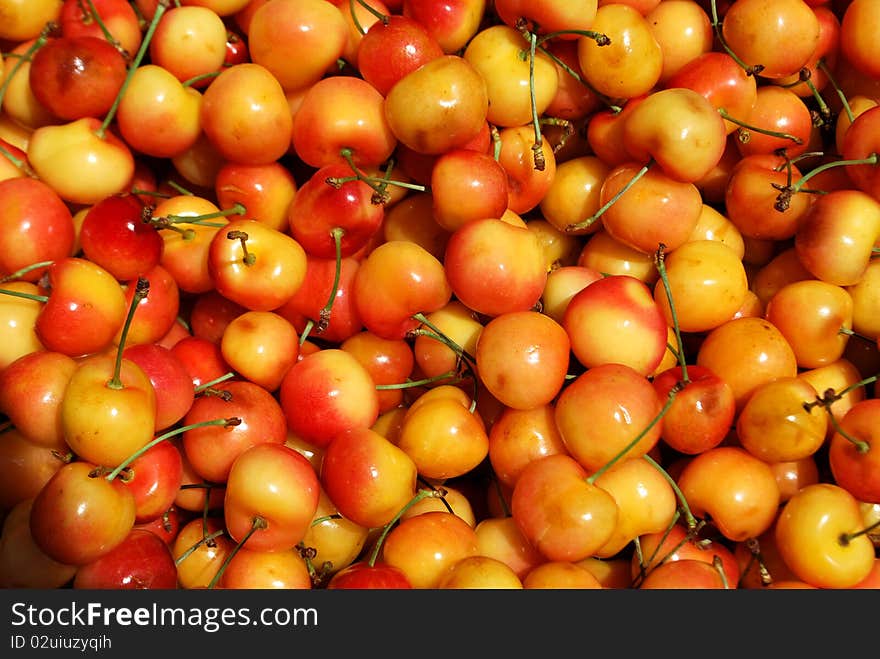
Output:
[0, 0, 879, 590]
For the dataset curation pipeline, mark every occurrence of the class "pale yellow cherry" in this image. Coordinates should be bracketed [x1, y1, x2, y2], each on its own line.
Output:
[686, 204, 745, 260]
[539, 155, 610, 237]
[27, 117, 135, 205]
[578, 3, 663, 100]
[591, 457, 677, 559]
[463, 24, 558, 128]
[653, 240, 749, 334]
[645, 0, 714, 83]
[847, 259, 880, 339]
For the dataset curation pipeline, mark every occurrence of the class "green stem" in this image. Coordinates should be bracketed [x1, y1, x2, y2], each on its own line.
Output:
[107, 277, 149, 390]
[193, 372, 237, 394]
[709, 0, 763, 76]
[367, 488, 445, 567]
[351, 0, 388, 33]
[775, 153, 879, 212]
[717, 108, 804, 146]
[85, 0, 123, 54]
[816, 59, 854, 124]
[300, 227, 345, 346]
[374, 369, 460, 390]
[839, 517, 880, 546]
[0, 288, 49, 303]
[566, 160, 652, 232]
[642, 454, 698, 530]
[525, 28, 545, 172]
[0, 32, 50, 110]
[0, 141, 26, 172]
[181, 71, 221, 88]
[174, 528, 225, 567]
[653, 244, 688, 383]
[97, 0, 168, 139]
[586, 386, 678, 484]
[207, 516, 268, 589]
[105, 417, 241, 482]
[0, 260, 54, 284]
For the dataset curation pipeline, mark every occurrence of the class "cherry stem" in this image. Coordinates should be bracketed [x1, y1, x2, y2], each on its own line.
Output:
[367, 488, 447, 567]
[332, 149, 426, 203]
[227, 230, 256, 266]
[174, 528, 225, 567]
[541, 116, 575, 154]
[0, 288, 49, 304]
[775, 153, 879, 212]
[166, 179, 194, 196]
[0, 30, 50, 111]
[840, 517, 880, 546]
[0, 141, 26, 173]
[105, 416, 241, 482]
[713, 555, 731, 589]
[207, 515, 268, 589]
[532, 40, 622, 114]
[586, 385, 678, 485]
[97, 0, 168, 139]
[374, 369, 461, 390]
[310, 514, 342, 527]
[491, 125, 503, 161]
[351, 0, 388, 34]
[741, 536, 774, 587]
[410, 312, 480, 411]
[181, 71, 221, 88]
[816, 59, 854, 124]
[417, 476, 456, 515]
[709, 0, 763, 76]
[523, 27, 546, 172]
[642, 453, 698, 530]
[84, 0, 124, 56]
[654, 243, 689, 383]
[193, 372, 237, 394]
[107, 277, 149, 391]
[0, 260, 54, 284]
[130, 188, 171, 199]
[716, 108, 804, 146]
[299, 227, 345, 346]
[566, 160, 653, 232]
[146, 202, 245, 230]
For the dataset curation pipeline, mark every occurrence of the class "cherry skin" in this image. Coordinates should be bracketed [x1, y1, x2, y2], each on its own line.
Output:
[200, 62, 293, 166]
[327, 561, 413, 589]
[79, 193, 164, 282]
[380, 509, 480, 589]
[0, 177, 76, 283]
[775, 483, 876, 588]
[73, 528, 178, 589]
[223, 443, 321, 553]
[639, 558, 728, 589]
[353, 239, 453, 341]
[475, 310, 571, 411]
[511, 453, 619, 563]
[443, 217, 548, 318]
[720, 0, 821, 79]
[290, 74, 397, 170]
[181, 379, 287, 484]
[383, 54, 489, 156]
[0, 350, 77, 450]
[29, 460, 137, 566]
[27, 34, 128, 121]
[356, 14, 444, 96]
[278, 348, 380, 451]
[207, 218, 308, 312]
[828, 399, 880, 505]
[676, 446, 782, 543]
[652, 365, 736, 456]
[220, 310, 300, 393]
[696, 316, 799, 413]
[320, 427, 418, 530]
[60, 349, 158, 468]
[564, 273, 668, 377]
